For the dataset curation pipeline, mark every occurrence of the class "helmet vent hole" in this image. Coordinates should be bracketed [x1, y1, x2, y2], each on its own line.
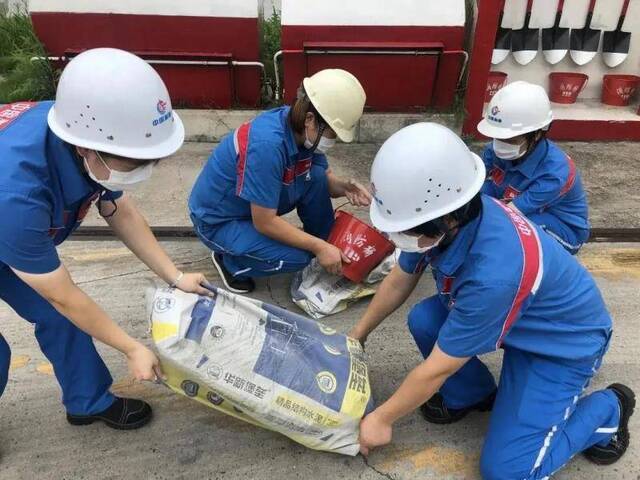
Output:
[107, 135, 114, 141]
[424, 200, 428, 203]
[386, 209, 392, 215]
[92, 117, 96, 121]
[415, 208, 422, 212]
[86, 105, 90, 109]
[427, 190, 431, 193]
[438, 184, 442, 187]
[80, 113, 84, 118]
[436, 194, 440, 198]
[145, 133, 152, 138]
[99, 128, 103, 132]
[428, 178, 432, 182]
[65, 123, 70, 128]
[456, 187, 462, 193]
[85, 125, 89, 128]
[447, 188, 451, 191]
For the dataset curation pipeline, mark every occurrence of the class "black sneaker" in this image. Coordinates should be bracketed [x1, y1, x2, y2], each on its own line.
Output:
[420, 390, 497, 425]
[211, 253, 255, 294]
[67, 396, 152, 430]
[584, 383, 635, 465]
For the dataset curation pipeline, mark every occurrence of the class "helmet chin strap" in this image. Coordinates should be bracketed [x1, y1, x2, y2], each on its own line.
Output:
[307, 122, 326, 153]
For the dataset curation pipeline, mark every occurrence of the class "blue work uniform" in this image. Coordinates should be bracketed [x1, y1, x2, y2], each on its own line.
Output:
[189, 107, 334, 278]
[0, 101, 119, 414]
[400, 195, 617, 480]
[481, 139, 590, 254]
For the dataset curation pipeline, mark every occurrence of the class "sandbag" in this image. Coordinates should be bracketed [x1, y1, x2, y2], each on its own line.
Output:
[147, 284, 374, 456]
[291, 251, 398, 319]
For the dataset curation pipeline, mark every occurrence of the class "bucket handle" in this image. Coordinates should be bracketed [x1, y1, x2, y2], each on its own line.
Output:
[580, 77, 589, 94]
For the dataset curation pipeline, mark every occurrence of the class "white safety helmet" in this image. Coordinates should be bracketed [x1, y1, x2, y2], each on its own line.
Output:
[303, 69, 366, 143]
[477, 81, 553, 140]
[370, 123, 486, 233]
[48, 48, 184, 160]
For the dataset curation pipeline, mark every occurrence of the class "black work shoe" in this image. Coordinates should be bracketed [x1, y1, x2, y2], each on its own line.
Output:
[584, 383, 636, 465]
[420, 390, 497, 425]
[67, 396, 153, 430]
[211, 252, 255, 294]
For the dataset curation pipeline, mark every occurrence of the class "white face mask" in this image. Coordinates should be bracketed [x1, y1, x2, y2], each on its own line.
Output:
[387, 231, 445, 254]
[304, 134, 336, 154]
[493, 139, 526, 161]
[84, 152, 153, 191]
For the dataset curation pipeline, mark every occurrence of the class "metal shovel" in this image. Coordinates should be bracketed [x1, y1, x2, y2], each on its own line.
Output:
[512, 0, 539, 65]
[570, 0, 601, 65]
[602, 0, 632, 68]
[542, 0, 570, 64]
[492, 0, 512, 65]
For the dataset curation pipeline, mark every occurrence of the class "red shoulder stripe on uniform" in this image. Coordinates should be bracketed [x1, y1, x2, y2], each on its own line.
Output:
[493, 200, 544, 348]
[558, 155, 577, 197]
[235, 122, 252, 196]
[0, 102, 37, 131]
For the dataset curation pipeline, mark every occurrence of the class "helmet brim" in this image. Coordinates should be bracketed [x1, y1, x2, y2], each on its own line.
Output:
[369, 152, 486, 233]
[47, 106, 185, 160]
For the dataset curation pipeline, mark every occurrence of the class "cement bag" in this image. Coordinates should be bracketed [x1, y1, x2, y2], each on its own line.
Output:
[291, 251, 398, 320]
[147, 285, 374, 456]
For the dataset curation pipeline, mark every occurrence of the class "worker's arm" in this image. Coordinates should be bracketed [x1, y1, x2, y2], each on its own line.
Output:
[103, 194, 211, 296]
[348, 264, 421, 344]
[359, 345, 469, 455]
[251, 203, 349, 275]
[326, 169, 372, 206]
[11, 265, 162, 381]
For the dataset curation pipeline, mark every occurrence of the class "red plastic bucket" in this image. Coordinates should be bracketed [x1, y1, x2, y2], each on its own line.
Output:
[549, 73, 589, 104]
[485, 72, 508, 102]
[327, 210, 395, 283]
[602, 75, 640, 106]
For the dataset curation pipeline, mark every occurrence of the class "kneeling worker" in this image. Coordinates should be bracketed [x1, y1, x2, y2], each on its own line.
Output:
[350, 123, 633, 478]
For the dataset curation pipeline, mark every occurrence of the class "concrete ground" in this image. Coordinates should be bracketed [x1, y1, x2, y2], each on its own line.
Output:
[1, 140, 640, 479]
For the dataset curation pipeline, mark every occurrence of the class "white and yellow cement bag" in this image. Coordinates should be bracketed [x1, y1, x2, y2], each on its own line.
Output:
[147, 285, 374, 455]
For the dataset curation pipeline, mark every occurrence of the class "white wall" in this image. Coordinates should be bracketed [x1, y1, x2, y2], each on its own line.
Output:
[281, 0, 465, 27]
[28, 0, 259, 18]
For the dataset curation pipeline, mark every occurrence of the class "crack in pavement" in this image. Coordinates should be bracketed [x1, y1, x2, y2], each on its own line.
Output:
[362, 455, 396, 480]
[75, 256, 211, 285]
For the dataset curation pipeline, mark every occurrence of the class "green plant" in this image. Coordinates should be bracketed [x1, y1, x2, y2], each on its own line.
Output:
[0, 5, 57, 102]
[259, 7, 281, 105]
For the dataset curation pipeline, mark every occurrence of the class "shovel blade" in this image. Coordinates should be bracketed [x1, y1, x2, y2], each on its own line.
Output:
[543, 48, 568, 64]
[570, 49, 598, 65]
[513, 49, 538, 65]
[602, 29, 631, 53]
[492, 48, 511, 65]
[603, 51, 629, 68]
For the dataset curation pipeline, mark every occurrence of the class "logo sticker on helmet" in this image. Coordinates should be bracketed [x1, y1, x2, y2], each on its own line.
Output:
[157, 100, 167, 114]
[488, 105, 502, 123]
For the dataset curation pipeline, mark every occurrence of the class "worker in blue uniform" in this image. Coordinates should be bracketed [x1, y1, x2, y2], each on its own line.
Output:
[350, 123, 634, 478]
[477, 81, 590, 254]
[189, 69, 372, 294]
[0, 49, 211, 430]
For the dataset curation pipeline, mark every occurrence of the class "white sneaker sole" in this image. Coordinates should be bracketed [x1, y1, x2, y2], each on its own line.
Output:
[210, 252, 251, 294]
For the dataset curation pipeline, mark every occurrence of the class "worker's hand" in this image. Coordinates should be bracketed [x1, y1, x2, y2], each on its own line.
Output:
[316, 242, 350, 276]
[176, 272, 213, 297]
[345, 179, 373, 207]
[126, 343, 165, 382]
[347, 327, 367, 349]
[359, 410, 393, 456]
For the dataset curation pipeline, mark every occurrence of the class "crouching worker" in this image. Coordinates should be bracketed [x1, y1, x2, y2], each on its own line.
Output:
[350, 123, 634, 478]
[0, 49, 211, 429]
[189, 69, 371, 294]
[477, 81, 590, 254]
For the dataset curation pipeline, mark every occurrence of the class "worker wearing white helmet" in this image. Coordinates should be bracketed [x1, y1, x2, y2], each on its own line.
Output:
[477, 81, 590, 254]
[189, 69, 370, 293]
[350, 123, 632, 477]
[0, 48, 211, 430]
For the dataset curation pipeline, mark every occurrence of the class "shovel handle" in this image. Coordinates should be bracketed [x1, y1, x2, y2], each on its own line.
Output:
[622, 0, 631, 15]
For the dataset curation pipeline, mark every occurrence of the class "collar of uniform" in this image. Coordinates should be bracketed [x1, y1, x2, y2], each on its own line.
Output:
[281, 106, 300, 158]
[430, 212, 482, 277]
[509, 139, 548, 178]
[47, 132, 96, 205]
